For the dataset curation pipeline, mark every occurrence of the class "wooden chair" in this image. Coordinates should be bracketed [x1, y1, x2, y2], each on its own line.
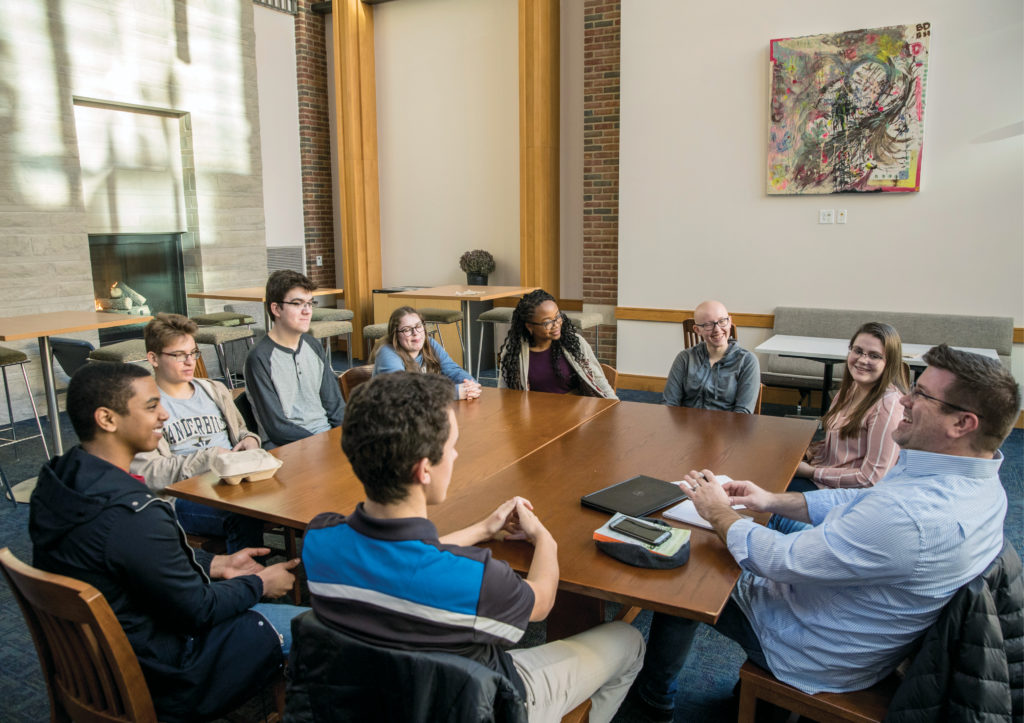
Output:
[1, 547, 285, 723]
[738, 661, 899, 723]
[682, 318, 737, 349]
[0, 546, 160, 722]
[600, 363, 619, 392]
[754, 383, 765, 414]
[339, 365, 374, 402]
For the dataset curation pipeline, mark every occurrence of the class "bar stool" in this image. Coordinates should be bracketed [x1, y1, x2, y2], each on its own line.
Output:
[419, 308, 464, 354]
[362, 323, 387, 362]
[475, 307, 514, 378]
[308, 320, 354, 370]
[191, 311, 256, 328]
[565, 311, 604, 357]
[311, 307, 355, 323]
[191, 326, 254, 389]
[0, 346, 49, 459]
[0, 461, 15, 506]
[87, 339, 148, 364]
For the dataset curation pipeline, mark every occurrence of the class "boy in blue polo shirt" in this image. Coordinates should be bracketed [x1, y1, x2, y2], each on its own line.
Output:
[301, 372, 643, 722]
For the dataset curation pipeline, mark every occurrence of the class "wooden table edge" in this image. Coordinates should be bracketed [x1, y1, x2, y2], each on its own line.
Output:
[0, 315, 154, 342]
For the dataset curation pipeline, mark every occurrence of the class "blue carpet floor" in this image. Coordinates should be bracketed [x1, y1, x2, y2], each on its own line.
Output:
[0, 382, 1020, 722]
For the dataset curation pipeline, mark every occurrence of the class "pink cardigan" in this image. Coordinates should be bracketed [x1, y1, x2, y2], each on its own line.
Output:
[809, 386, 903, 488]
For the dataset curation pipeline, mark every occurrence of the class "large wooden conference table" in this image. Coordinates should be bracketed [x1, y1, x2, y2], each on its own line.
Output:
[168, 388, 815, 631]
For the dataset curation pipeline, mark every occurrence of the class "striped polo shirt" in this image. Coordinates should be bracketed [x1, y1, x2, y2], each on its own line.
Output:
[303, 505, 535, 694]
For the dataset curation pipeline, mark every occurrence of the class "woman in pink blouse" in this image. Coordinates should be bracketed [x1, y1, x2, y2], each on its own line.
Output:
[791, 321, 908, 492]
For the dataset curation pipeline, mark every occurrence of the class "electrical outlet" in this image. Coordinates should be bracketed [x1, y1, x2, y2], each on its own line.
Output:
[837, 209, 848, 224]
[316, 255, 323, 266]
[818, 209, 835, 224]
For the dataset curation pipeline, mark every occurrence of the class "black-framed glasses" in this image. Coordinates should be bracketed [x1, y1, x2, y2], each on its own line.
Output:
[909, 384, 982, 417]
[280, 299, 319, 310]
[693, 317, 730, 332]
[527, 315, 563, 330]
[161, 350, 202, 363]
[397, 323, 425, 336]
[848, 345, 885, 363]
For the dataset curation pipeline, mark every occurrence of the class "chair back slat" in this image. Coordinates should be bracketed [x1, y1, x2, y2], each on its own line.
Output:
[0, 548, 158, 723]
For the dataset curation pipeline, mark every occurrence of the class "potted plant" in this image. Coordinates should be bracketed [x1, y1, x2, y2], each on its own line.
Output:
[459, 249, 496, 286]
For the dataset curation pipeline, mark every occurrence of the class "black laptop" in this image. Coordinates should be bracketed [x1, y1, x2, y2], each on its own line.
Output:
[580, 474, 686, 517]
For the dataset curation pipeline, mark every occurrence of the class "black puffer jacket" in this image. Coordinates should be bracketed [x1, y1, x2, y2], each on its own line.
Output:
[285, 610, 528, 723]
[886, 540, 1023, 722]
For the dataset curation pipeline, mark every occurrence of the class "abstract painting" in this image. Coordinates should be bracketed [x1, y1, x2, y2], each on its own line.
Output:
[767, 23, 930, 194]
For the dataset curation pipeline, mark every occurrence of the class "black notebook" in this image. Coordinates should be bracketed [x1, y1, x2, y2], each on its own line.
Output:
[580, 475, 686, 517]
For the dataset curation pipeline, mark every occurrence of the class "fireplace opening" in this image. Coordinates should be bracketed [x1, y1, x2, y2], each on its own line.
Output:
[88, 233, 187, 344]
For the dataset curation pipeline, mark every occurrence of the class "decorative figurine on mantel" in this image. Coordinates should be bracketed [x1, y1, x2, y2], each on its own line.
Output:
[459, 249, 495, 286]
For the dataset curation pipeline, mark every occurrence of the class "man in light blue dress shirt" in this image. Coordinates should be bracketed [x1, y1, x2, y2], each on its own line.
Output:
[632, 345, 1020, 718]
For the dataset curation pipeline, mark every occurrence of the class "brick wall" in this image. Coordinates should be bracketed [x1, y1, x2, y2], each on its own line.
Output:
[582, 1, 620, 365]
[295, 1, 335, 287]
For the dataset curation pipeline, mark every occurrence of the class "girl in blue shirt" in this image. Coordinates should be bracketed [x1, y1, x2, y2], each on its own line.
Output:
[372, 306, 482, 400]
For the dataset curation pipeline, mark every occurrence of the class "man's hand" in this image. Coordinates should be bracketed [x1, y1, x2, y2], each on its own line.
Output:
[257, 558, 301, 599]
[442, 496, 538, 546]
[458, 380, 483, 400]
[680, 469, 744, 542]
[680, 469, 731, 515]
[721, 478, 775, 512]
[480, 497, 528, 541]
[510, 497, 552, 546]
[209, 547, 269, 579]
[232, 435, 261, 452]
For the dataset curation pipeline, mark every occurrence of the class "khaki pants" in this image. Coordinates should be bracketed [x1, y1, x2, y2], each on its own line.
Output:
[507, 620, 645, 723]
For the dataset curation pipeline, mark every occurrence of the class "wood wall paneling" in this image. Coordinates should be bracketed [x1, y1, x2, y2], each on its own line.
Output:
[519, 0, 560, 296]
[332, 0, 383, 357]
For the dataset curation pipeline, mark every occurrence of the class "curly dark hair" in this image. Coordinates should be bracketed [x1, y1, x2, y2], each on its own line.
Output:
[499, 289, 590, 392]
[341, 372, 454, 504]
[67, 362, 152, 442]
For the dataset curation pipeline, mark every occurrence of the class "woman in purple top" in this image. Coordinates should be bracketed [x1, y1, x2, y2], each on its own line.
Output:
[498, 290, 616, 399]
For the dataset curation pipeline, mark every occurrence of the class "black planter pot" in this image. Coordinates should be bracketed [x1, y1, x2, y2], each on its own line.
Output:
[466, 273, 488, 286]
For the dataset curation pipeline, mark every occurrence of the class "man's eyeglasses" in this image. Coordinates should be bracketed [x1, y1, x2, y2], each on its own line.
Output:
[693, 317, 731, 332]
[527, 315, 563, 330]
[280, 299, 319, 310]
[909, 384, 982, 417]
[398, 323, 425, 336]
[848, 346, 885, 363]
[161, 350, 202, 363]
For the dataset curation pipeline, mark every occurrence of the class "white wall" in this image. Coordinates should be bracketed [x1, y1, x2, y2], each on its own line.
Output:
[373, 0, 519, 287]
[254, 6, 305, 249]
[617, 1, 1024, 379]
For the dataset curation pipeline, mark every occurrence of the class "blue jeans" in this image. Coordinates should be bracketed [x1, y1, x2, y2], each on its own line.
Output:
[175, 498, 265, 553]
[251, 603, 306, 655]
[634, 598, 768, 712]
[766, 477, 816, 533]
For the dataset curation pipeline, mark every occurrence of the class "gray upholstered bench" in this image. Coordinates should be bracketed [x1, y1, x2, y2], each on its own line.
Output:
[760, 306, 1013, 403]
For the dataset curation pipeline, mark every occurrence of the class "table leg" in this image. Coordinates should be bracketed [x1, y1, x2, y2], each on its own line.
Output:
[820, 363, 834, 416]
[37, 336, 62, 456]
[545, 590, 605, 640]
[462, 299, 473, 377]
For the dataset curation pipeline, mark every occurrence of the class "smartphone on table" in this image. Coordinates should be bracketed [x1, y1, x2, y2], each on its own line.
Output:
[609, 515, 671, 546]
